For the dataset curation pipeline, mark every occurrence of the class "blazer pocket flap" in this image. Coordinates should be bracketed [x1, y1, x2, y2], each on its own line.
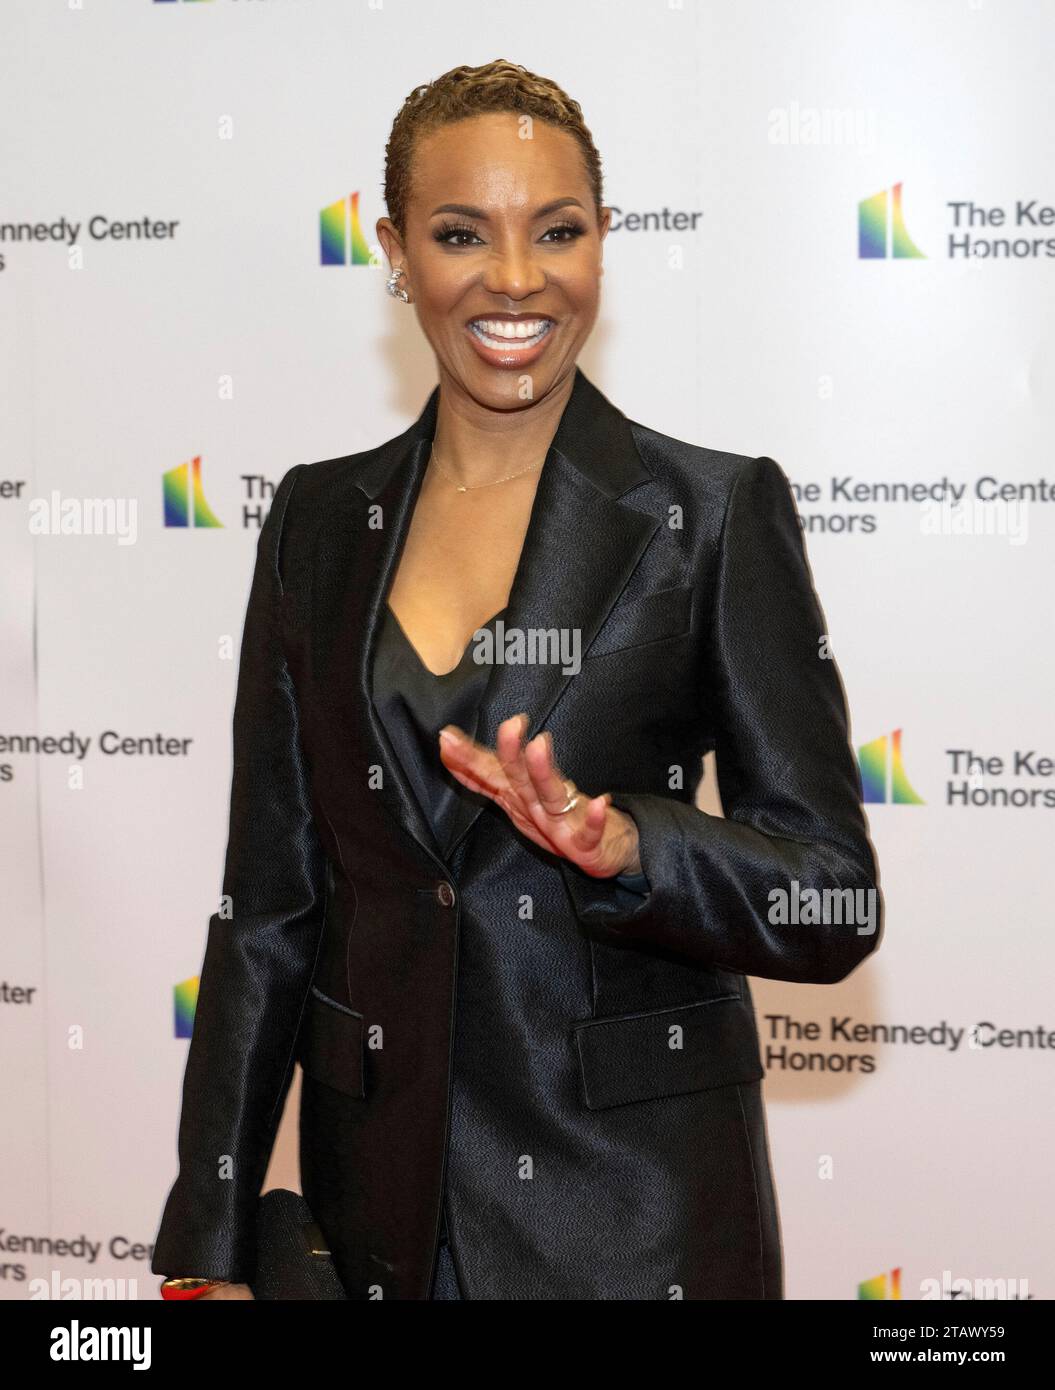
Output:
[297, 986, 365, 1099]
[586, 585, 694, 659]
[573, 995, 764, 1110]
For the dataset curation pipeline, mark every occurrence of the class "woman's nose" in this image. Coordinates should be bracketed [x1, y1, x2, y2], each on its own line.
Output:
[481, 241, 548, 299]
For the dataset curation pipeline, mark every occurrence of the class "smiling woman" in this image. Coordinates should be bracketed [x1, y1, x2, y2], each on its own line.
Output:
[373, 99, 615, 683]
[151, 58, 881, 1303]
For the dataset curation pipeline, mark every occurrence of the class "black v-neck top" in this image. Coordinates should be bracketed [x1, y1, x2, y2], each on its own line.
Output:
[372, 603, 504, 858]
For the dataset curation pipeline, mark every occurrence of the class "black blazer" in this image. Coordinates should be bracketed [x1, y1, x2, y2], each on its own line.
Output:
[151, 366, 881, 1300]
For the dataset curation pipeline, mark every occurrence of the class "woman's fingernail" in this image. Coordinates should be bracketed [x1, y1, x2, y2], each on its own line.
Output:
[439, 727, 459, 742]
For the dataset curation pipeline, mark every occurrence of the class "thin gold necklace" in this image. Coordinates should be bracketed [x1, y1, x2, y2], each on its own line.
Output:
[429, 444, 543, 493]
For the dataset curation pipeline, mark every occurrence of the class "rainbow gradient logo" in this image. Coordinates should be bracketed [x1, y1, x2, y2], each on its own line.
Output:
[162, 455, 223, 528]
[320, 192, 377, 266]
[174, 977, 199, 1038]
[859, 1267, 902, 1300]
[858, 728, 924, 804]
[858, 182, 925, 259]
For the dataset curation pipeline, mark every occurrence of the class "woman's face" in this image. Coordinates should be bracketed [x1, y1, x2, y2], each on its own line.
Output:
[378, 112, 610, 411]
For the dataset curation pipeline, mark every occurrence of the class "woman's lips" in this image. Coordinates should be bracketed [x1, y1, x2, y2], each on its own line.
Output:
[464, 317, 556, 368]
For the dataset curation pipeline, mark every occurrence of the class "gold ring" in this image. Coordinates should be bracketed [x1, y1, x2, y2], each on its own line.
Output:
[548, 780, 580, 816]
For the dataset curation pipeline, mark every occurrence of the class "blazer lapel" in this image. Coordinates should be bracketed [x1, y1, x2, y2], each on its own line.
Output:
[310, 366, 660, 867]
[310, 408, 443, 863]
[448, 369, 661, 855]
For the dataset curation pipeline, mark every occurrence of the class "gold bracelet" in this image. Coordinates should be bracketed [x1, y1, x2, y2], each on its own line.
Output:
[159, 1276, 228, 1300]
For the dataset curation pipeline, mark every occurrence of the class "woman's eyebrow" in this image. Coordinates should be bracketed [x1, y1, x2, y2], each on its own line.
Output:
[429, 197, 585, 220]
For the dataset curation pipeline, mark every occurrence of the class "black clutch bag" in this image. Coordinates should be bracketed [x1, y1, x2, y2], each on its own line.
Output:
[250, 1188, 347, 1300]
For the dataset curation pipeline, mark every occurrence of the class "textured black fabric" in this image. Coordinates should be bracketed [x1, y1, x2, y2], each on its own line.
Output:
[151, 365, 882, 1299]
[373, 602, 502, 1293]
[251, 1187, 347, 1300]
[430, 1237, 462, 1300]
[373, 602, 646, 1294]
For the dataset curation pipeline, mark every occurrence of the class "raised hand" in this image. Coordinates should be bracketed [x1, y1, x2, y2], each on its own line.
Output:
[438, 713, 641, 879]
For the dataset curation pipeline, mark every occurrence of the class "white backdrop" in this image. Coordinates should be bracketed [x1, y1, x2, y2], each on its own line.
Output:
[1, 0, 1052, 1302]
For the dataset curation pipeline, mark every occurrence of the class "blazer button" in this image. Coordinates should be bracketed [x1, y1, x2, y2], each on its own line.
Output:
[436, 881, 456, 908]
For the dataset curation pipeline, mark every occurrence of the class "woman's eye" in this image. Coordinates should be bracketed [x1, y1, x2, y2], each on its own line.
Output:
[434, 223, 483, 246]
[541, 222, 585, 243]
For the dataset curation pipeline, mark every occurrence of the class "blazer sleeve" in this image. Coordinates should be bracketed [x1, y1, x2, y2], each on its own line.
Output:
[151, 464, 327, 1283]
[559, 454, 881, 985]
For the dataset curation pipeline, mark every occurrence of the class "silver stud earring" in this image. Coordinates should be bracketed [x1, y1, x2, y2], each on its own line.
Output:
[386, 267, 409, 302]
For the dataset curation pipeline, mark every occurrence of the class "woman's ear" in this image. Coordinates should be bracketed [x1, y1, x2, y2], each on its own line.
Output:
[376, 217, 406, 272]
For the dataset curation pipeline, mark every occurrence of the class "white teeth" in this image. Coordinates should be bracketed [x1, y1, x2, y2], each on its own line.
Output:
[469, 319, 553, 348]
